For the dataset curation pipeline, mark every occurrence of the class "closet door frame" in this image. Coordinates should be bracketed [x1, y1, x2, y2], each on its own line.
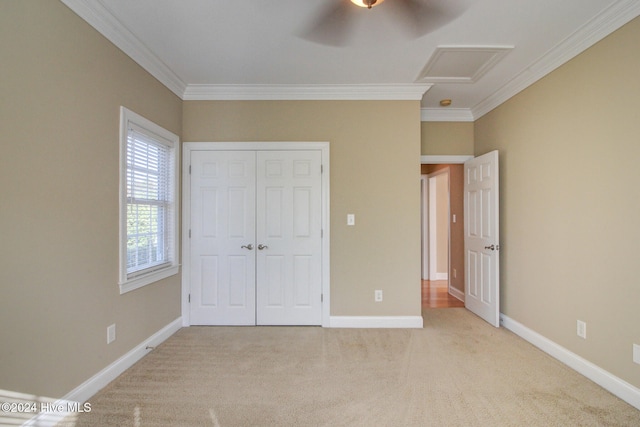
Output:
[181, 142, 330, 327]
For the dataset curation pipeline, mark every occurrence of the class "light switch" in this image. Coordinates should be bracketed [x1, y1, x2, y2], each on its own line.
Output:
[347, 214, 355, 226]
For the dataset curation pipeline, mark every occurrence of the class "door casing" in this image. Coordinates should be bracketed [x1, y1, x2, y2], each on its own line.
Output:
[182, 142, 330, 327]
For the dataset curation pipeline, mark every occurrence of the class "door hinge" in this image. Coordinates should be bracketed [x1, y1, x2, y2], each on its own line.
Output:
[321, 164, 323, 174]
[321, 229, 323, 238]
[189, 165, 192, 175]
[321, 293, 323, 303]
[188, 294, 191, 303]
[189, 229, 191, 238]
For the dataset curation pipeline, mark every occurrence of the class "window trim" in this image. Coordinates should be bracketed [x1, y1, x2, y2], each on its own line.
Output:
[119, 107, 180, 294]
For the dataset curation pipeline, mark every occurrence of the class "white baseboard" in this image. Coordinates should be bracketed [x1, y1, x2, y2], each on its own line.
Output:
[500, 314, 640, 411]
[329, 316, 423, 328]
[24, 317, 182, 427]
[429, 272, 448, 281]
[449, 286, 465, 302]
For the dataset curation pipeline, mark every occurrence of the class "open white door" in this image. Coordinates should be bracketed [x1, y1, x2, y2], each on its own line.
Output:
[464, 151, 500, 327]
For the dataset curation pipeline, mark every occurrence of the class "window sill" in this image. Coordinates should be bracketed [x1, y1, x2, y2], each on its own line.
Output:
[119, 265, 180, 294]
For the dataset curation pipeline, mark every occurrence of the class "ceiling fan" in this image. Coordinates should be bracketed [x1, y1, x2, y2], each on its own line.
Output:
[300, 0, 466, 46]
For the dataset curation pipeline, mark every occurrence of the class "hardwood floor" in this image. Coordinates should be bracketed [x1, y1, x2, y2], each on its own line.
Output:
[422, 280, 465, 309]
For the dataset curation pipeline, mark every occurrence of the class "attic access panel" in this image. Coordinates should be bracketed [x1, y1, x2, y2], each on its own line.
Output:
[417, 46, 513, 84]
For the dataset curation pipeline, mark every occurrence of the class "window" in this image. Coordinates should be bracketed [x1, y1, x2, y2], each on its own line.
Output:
[119, 107, 179, 294]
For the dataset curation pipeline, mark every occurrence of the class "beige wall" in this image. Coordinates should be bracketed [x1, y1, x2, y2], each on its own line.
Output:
[475, 16, 640, 388]
[0, 1, 182, 398]
[183, 100, 422, 317]
[421, 122, 474, 155]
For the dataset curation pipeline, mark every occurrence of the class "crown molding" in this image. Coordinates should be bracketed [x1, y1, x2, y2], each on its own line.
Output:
[472, 0, 640, 119]
[60, 0, 187, 98]
[421, 108, 474, 122]
[183, 84, 432, 101]
[59, 0, 430, 103]
[61, 0, 639, 110]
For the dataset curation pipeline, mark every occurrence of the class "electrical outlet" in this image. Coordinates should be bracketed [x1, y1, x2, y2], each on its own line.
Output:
[576, 320, 586, 339]
[107, 324, 116, 344]
[633, 344, 640, 365]
[453, 269, 457, 279]
[374, 290, 383, 302]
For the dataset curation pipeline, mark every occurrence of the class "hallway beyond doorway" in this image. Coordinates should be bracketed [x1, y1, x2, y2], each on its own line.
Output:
[422, 280, 464, 309]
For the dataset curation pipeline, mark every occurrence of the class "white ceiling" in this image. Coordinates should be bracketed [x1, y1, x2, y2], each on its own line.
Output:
[62, 0, 640, 121]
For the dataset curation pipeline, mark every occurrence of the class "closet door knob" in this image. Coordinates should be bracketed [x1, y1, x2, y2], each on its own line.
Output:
[241, 244, 254, 250]
[257, 244, 268, 250]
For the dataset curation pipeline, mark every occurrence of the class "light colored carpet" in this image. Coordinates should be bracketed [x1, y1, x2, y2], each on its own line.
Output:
[58, 309, 639, 426]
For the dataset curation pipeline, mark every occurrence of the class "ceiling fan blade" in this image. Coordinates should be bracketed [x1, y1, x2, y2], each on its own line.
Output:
[390, 0, 466, 37]
[299, 1, 357, 47]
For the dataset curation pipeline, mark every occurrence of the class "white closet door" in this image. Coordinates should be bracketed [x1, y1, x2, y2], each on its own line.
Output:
[189, 151, 256, 325]
[256, 150, 323, 325]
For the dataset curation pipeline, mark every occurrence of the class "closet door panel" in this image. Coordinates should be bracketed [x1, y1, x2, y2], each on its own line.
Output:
[189, 151, 256, 325]
[256, 151, 323, 325]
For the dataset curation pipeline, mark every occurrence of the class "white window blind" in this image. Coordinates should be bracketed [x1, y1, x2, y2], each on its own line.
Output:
[126, 124, 175, 277]
[119, 107, 179, 294]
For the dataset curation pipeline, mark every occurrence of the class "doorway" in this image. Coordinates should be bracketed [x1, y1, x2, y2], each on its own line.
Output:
[422, 169, 449, 281]
[420, 156, 470, 308]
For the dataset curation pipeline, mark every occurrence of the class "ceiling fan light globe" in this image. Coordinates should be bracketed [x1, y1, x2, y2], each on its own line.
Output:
[350, 0, 384, 9]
